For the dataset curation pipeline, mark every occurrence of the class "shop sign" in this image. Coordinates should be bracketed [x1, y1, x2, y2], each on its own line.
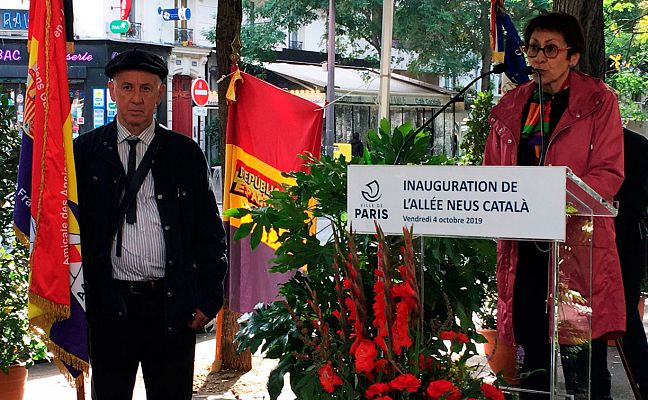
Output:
[158, 7, 191, 21]
[66, 51, 94, 62]
[93, 89, 105, 108]
[1, 9, 28, 31]
[93, 109, 105, 128]
[0, 48, 21, 62]
[0, 47, 95, 63]
[109, 19, 130, 34]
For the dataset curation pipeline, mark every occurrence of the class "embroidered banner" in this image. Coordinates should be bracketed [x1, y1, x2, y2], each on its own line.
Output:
[224, 68, 323, 312]
[14, 0, 88, 387]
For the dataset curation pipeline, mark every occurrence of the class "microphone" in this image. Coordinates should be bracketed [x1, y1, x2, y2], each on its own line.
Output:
[524, 65, 536, 75]
[394, 63, 508, 164]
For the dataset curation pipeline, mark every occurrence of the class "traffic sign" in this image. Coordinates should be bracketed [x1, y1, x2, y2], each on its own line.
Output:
[191, 78, 209, 107]
[193, 106, 208, 117]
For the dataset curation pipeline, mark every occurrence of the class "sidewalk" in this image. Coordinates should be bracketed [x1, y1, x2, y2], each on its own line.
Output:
[24, 332, 294, 400]
[25, 310, 648, 399]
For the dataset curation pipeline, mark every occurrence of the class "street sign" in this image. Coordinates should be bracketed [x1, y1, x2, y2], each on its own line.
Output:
[109, 19, 130, 34]
[191, 78, 209, 107]
[193, 106, 208, 117]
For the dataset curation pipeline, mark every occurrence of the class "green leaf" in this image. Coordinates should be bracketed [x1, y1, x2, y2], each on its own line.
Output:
[267, 357, 293, 400]
[223, 207, 250, 218]
[233, 222, 255, 241]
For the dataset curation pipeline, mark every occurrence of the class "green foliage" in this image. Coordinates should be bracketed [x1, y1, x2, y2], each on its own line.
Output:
[201, 5, 286, 64]
[203, 0, 550, 78]
[459, 91, 494, 165]
[0, 94, 20, 231]
[0, 91, 48, 372]
[604, 0, 648, 121]
[608, 70, 648, 122]
[230, 120, 496, 399]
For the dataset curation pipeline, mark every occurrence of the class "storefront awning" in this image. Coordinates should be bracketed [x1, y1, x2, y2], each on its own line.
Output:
[263, 62, 454, 108]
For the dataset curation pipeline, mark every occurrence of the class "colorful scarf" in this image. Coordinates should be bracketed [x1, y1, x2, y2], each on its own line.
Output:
[521, 79, 570, 164]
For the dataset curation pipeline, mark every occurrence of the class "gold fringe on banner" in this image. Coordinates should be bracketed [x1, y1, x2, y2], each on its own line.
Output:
[13, 225, 30, 247]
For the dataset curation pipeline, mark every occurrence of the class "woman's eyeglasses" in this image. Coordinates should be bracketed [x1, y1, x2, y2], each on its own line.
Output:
[525, 43, 571, 59]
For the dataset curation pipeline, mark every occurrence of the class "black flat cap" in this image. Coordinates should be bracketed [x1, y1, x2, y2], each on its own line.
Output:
[105, 49, 168, 81]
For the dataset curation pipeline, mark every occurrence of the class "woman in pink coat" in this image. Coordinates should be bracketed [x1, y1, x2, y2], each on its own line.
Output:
[483, 12, 625, 399]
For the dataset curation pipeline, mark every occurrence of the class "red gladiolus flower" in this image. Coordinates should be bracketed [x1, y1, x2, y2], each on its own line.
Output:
[391, 302, 413, 355]
[355, 339, 377, 373]
[318, 362, 343, 394]
[391, 283, 417, 300]
[426, 380, 461, 400]
[480, 383, 505, 400]
[365, 382, 390, 398]
[345, 298, 357, 323]
[373, 279, 388, 352]
[332, 309, 341, 320]
[388, 373, 421, 393]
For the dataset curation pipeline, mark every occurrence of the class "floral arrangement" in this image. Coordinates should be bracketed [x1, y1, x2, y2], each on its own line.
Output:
[284, 223, 505, 400]
[231, 122, 498, 400]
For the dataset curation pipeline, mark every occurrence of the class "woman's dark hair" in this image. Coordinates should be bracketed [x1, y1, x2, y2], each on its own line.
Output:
[524, 12, 585, 57]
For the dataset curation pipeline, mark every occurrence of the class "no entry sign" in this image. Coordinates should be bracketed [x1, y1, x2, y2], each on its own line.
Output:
[191, 78, 209, 106]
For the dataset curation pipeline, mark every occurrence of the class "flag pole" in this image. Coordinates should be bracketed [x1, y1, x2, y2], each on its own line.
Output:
[324, 0, 335, 156]
[377, 0, 394, 123]
[77, 382, 85, 400]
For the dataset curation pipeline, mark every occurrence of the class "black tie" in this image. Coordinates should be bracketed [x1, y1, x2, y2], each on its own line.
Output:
[125, 137, 140, 224]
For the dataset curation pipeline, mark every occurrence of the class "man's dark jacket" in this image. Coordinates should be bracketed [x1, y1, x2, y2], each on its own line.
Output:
[74, 121, 228, 333]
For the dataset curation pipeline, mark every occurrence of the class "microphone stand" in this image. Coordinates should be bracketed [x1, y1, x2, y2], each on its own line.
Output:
[393, 63, 507, 165]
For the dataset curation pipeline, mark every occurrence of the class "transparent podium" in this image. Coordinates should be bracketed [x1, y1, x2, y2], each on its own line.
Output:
[504, 170, 618, 400]
[346, 165, 619, 400]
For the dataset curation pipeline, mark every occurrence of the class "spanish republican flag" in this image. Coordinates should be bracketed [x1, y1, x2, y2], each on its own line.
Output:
[224, 69, 323, 312]
[13, 0, 88, 386]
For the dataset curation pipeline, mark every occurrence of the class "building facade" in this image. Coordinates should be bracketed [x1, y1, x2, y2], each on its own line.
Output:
[0, 0, 216, 149]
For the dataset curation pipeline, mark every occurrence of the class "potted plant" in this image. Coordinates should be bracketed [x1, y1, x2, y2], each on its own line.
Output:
[0, 90, 48, 399]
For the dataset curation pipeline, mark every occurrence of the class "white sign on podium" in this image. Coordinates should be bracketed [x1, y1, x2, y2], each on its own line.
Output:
[347, 165, 566, 241]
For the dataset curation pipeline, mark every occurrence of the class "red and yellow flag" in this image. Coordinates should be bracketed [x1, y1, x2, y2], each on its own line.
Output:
[224, 68, 323, 312]
[15, 0, 88, 386]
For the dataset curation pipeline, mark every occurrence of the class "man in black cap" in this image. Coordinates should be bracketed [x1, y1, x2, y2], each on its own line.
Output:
[74, 48, 228, 400]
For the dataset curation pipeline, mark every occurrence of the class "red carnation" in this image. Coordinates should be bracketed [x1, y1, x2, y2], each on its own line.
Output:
[457, 333, 469, 344]
[426, 380, 461, 400]
[355, 339, 377, 373]
[375, 397, 393, 400]
[365, 382, 390, 398]
[440, 331, 456, 341]
[388, 373, 421, 393]
[318, 362, 343, 393]
[480, 383, 505, 400]
[374, 359, 389, 373]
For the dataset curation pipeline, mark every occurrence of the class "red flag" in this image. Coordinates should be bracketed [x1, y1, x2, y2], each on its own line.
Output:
[120, 0, 131, 20]
[224, 69, 323, 312]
